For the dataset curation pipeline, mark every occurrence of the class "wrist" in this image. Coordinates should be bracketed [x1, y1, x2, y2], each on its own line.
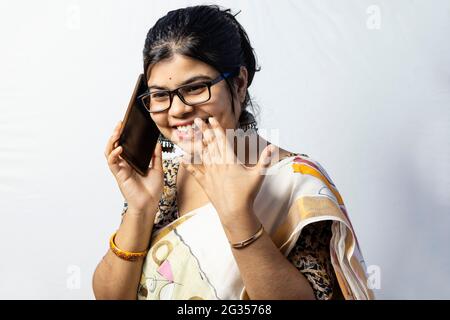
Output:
[114, 212, 155, 253]
[220, 208, 261, 244]
[125, 203, 159, 219]
[218, 204, 254, 225]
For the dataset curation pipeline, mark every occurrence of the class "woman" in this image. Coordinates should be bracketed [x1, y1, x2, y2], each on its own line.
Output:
[93, 5, 373, 300]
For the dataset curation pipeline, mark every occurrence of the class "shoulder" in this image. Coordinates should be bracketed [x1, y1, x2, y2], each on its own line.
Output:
[273, 149, 334, 185]
[266, 150, 343, 205]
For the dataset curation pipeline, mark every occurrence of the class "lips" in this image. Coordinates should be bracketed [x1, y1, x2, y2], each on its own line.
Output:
[175, 126, 194, 140]
[171, 117, 209, 128]
[172, 118, 209, 129]
[173, 121, 194, 128]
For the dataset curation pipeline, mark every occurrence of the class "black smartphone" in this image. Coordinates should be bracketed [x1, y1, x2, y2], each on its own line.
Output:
[117, 74, 160, 176]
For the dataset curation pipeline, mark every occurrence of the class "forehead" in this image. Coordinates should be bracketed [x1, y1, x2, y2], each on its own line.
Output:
[147, 54, 215, 87]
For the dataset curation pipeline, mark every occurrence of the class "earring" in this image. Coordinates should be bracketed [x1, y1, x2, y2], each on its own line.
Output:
[158, 133, 175, 153]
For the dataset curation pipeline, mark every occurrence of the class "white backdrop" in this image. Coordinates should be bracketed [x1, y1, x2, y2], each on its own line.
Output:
[1, 0, 449, 299]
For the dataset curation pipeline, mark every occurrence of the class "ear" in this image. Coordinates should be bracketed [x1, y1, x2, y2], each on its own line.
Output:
[235, 66, 248, 104]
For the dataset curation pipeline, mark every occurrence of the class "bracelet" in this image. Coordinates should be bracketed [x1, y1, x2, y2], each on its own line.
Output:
[230, 224, 264, 249]
[109, 231, 148, 261]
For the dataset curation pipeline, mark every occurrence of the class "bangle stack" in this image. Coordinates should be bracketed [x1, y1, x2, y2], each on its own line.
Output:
[230, 223, 264, 249]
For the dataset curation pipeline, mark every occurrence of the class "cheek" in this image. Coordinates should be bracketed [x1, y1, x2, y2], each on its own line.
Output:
[150, 113, 169, 128]
[207, 89, 237, 125]
[150, 114, 171, 138]
[204, 105, 233, 130]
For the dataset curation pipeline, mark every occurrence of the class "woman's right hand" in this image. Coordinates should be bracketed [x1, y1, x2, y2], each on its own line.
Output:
[104, 120, 164, 216]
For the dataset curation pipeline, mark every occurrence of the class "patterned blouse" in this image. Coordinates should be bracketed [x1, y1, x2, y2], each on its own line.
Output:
[123, 153, 340, 300]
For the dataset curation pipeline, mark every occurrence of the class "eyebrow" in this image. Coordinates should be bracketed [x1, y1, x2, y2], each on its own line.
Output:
[148, 75, 213, 90]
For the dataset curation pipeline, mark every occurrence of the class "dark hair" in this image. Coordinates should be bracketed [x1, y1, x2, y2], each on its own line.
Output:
[143, 5, 261, 126]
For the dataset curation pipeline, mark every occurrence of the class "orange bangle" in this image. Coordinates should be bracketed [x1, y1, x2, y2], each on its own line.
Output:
[109, 231, 148, 261]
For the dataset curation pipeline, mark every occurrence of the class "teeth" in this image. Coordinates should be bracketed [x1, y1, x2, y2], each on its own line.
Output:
[176, 119, 209, 132]
[176, 123, 196, 132]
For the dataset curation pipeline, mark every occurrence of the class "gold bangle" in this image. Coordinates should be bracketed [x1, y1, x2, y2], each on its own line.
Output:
[230, 224, 264, 249]
[109, 231, 148, 261]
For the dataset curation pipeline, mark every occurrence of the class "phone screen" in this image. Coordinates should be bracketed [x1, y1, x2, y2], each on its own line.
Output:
[117, 74, 160, 176]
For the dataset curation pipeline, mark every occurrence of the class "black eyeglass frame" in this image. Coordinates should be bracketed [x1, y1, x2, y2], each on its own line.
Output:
[138, 70, 238, 113]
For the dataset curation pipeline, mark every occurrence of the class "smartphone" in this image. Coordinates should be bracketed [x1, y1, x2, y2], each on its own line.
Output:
[116, 74, 160, 176]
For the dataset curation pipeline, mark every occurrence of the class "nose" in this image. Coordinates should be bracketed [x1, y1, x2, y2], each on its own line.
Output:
[168, 93, 194, 117]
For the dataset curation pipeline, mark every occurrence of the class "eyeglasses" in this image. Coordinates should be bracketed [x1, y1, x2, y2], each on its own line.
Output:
[138, 71, 236, 113]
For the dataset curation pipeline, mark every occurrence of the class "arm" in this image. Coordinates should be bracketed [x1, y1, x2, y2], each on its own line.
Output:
[287, 220, 336, 300]
[220, 206, 316, 300]
[92, 208, 156, 300]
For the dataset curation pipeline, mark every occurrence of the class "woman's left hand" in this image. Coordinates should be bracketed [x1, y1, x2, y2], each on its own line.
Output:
[180, 117, 274, 225]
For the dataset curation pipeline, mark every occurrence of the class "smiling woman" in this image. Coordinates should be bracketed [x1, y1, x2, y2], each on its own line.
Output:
[93, 4, 374, 300]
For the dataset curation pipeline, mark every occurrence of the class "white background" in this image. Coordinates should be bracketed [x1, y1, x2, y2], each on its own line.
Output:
[1, 0, 449, 299]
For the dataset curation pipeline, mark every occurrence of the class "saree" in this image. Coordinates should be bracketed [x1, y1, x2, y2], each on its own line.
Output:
[134, 154, 374, 300]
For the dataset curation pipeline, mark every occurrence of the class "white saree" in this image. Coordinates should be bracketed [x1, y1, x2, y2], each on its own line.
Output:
[134, 154, 374, 300]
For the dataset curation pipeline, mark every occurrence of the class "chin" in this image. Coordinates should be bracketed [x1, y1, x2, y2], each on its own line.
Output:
[176, 140, 197, 155]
